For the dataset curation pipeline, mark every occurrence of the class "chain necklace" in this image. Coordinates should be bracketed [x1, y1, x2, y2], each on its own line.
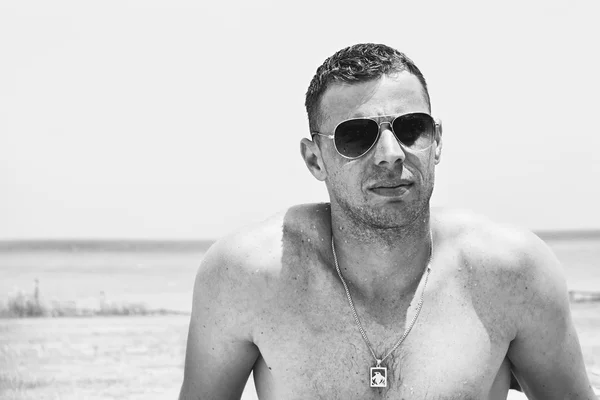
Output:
[331, 232, 433, 388]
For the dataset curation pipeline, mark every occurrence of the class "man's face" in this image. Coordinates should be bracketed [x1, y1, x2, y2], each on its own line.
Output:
[310, 72, 442, 229]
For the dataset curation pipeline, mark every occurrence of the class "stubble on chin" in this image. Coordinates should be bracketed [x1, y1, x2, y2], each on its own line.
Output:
[332, 196, 424, 243]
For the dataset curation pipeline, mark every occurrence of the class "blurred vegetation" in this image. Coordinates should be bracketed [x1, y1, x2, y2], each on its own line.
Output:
[0, 279, 187, 318]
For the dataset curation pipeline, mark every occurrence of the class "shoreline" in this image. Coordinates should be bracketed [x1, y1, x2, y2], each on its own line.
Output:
[570, 290, 600, 303]
[1, 291, 600, 319]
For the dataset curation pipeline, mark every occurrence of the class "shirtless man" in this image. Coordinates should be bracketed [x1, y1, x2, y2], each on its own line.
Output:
[179, 43, 596, 399]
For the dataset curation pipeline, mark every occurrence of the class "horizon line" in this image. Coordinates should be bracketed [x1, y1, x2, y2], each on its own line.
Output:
[1, 229, 600, 244]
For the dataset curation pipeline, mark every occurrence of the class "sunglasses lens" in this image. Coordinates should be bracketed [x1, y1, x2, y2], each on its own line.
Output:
[392, 113, 435, 150]
[334, 119, 379, 158]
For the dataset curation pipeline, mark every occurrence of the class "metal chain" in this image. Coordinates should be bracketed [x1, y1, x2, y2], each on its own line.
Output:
[331, 233, 433, 366]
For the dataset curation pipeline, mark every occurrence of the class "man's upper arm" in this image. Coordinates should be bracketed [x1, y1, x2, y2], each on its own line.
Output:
[179, 240, 260, 400]
[507, 234, 596, 399]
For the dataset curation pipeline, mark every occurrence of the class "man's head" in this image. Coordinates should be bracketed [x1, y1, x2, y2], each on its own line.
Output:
[305, 43, 431, 134]
[300, 43, 442, 235]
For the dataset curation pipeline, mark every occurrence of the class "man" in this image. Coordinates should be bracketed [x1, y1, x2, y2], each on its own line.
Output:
[179, 43, 596, 399]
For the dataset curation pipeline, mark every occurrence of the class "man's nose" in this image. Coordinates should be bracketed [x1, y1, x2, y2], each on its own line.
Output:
[371, 123, 406, 167]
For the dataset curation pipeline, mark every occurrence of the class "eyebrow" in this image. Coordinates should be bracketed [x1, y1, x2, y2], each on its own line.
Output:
[345, 113, 408, 120]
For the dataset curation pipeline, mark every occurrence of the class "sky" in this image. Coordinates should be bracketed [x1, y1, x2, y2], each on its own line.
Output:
[1, 0, 599, 240]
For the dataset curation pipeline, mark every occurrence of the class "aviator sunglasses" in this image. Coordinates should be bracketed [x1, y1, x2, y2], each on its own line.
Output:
[311, 112, 438, 159]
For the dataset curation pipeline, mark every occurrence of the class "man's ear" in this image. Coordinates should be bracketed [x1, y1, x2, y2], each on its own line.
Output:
[300, 137, 327, 181]
[434, 118, 443, 165]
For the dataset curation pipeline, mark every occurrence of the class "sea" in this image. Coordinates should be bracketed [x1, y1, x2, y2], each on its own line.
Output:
[0, 240, 211, 314]
[0, 233, 599, 313]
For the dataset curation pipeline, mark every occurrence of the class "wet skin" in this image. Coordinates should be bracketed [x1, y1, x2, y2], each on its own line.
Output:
[248, 206, 517, 400]
[179, 73, 595, 399]
[179, 205, 595, 399]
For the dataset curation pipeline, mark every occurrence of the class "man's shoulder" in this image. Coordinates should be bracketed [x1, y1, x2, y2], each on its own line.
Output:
[191, 208, 291, 317]
[435, 208, 563, 289]
[199, 210, 284, 277]
[434, 208, 567, 306]
[199, 203, 327, 280]
[435, 208, 553, 265]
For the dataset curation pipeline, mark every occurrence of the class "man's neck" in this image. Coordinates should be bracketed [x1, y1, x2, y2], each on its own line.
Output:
[328, 205, 433, 301]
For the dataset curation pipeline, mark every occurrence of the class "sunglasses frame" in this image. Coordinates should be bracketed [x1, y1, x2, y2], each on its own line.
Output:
[311, 112, 439, 160]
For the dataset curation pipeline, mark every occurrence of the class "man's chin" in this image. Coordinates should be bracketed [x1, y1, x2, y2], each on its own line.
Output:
[351, 208, 417, 230]
[360, 200, 430, 229]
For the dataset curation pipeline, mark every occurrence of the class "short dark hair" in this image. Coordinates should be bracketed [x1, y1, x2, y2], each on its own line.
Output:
[305, 43, 431, 132]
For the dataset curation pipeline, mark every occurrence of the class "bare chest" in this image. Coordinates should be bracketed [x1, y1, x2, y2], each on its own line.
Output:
[251, 261, 514, 399]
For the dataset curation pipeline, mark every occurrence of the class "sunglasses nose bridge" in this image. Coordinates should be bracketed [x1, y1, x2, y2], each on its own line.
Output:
[378, 121, 402, 146]
[379, 119, 401, 139]
[372, 121, 406, 164]
[379, 120, 392, 131]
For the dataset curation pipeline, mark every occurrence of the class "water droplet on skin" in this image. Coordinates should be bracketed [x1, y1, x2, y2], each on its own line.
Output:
[458, 268, 462, 271]
[307, 238, 311, 243]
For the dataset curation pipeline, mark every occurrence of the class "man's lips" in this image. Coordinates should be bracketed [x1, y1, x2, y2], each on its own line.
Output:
[368, 181, 413, 190]
[368, 182, 414, 197]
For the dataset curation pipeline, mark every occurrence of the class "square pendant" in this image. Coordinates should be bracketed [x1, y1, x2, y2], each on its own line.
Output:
[370, 366, 387, 387]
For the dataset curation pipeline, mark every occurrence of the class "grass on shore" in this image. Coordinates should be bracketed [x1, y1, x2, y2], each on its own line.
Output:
[0, 282, 188, 318]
